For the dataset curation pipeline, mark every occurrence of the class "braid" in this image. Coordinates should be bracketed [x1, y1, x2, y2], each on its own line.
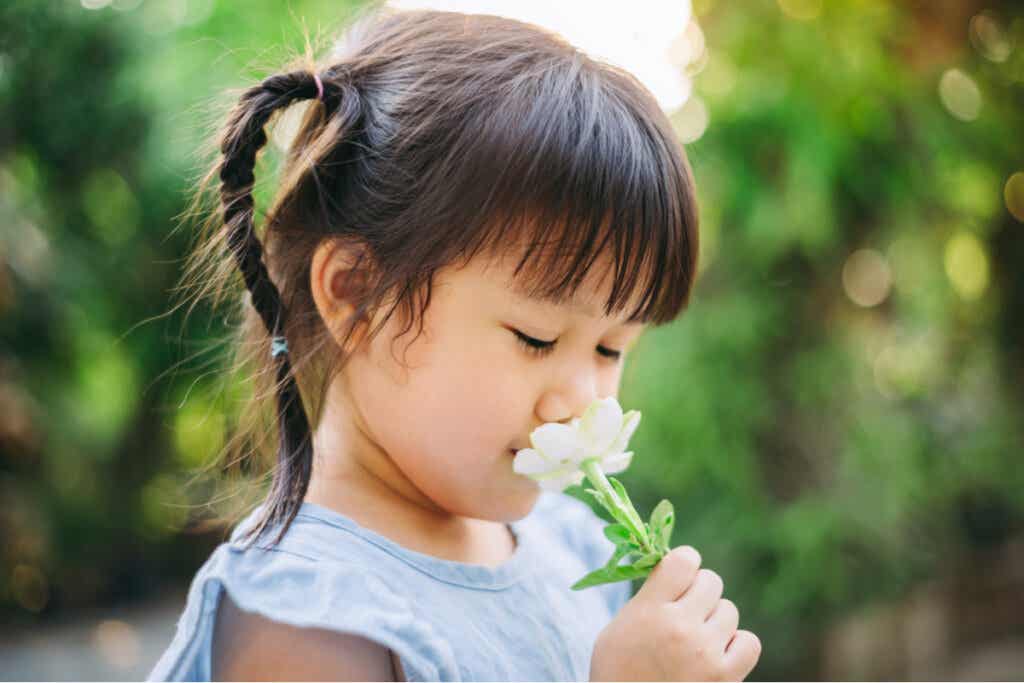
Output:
[218, 70, 327, 547]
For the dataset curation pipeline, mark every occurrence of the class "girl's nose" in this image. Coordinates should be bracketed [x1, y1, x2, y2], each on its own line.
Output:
[535, 376, 599, 425]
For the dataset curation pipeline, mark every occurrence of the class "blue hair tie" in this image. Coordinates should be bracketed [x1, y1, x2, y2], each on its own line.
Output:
[270, 335, 289, 358]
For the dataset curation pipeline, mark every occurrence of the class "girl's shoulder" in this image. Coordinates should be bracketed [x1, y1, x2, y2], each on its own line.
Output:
[146, 506, 460, 681]
[146, 493, 630, 681]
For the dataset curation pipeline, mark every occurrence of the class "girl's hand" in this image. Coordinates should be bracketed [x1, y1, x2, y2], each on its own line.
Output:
[589, 546, 762, 682]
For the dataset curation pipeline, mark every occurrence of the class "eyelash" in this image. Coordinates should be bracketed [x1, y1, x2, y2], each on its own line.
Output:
[512, 329, 622, 361]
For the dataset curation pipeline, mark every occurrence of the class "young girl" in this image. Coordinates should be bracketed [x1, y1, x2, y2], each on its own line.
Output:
[148, 4, 760, 681]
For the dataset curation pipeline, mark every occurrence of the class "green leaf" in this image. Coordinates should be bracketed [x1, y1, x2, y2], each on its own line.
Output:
[631, 551, 662, 570]
[604, 542, 633, 570]
[603, 523, 631, 545]
[660, 515, 673, 552]
[586, 487, 619, 518]
[571, 563, 652, 590]
[580, 487, 617, 524]
[607, 476, 648, 544]
[602, 497, 638, 531]
[607, 476, 634, 510]
[649, 499, 674, 554]
[571, 567, 616, 590]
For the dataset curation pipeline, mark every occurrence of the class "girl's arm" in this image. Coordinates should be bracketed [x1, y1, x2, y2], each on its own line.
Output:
[211, 590, 397, 681]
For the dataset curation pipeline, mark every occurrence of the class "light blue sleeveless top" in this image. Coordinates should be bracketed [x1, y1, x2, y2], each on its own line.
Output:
[146, 491, 633, 681]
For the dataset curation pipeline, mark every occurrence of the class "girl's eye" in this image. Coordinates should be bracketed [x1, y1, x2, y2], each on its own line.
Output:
[512, 330, 555, 356]
[511, 329, 622, 361]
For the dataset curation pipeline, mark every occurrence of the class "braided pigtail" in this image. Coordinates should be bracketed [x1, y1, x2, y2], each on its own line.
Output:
[218, 70, 329, 547]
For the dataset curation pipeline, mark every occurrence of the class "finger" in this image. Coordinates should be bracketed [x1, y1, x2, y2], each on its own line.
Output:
[705, 598, 739, 651]
[723, 630, 761, 681]
[674, 568, 723, 620]
[634, 545, 702, 604]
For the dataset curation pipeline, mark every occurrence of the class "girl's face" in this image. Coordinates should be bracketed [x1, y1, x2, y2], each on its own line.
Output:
[311, 240, 647, 524]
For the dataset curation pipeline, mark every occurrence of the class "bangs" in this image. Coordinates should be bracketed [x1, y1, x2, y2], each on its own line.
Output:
[409, 57, 700, 326]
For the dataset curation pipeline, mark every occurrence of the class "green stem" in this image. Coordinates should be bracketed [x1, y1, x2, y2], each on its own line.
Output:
[580, 458, 653, 551]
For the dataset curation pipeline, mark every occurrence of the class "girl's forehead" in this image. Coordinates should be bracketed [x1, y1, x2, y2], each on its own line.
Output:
[473, 243, 614, 290]
[466, 246, 646, 324]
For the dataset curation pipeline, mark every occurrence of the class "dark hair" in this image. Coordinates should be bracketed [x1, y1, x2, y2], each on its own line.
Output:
[176, 2, 700, 549]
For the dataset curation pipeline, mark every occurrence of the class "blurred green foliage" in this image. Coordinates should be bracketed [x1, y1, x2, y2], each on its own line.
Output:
[1, 0, 1022, 679]
[590, 0, 1024, 676]
[0, 0, 367, 622]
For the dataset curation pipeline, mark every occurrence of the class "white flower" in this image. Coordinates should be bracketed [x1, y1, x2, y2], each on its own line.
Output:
[513, 396, 641, 492]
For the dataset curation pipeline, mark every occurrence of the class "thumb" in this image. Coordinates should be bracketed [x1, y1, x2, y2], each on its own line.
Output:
[634, 545, 702, 605]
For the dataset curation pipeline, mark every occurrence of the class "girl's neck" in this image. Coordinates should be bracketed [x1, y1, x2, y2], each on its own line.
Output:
[303, 395, 517, 568]
[304, 471, 517, 568]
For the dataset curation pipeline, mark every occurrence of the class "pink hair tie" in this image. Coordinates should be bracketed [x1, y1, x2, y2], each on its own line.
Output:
[313, 73, 324, 101]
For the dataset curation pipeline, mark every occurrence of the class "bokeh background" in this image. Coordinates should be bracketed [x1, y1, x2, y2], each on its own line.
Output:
[2, 0, 1023, 679]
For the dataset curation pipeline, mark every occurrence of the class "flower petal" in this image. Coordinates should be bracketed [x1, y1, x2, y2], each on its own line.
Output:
[513, 448, 558, 476]
[579, 396, 623, 455]
[608, 410, 642, 455]
[601, 450, 633, 475]
[530, 422, 584, 463]
[538, 468, 586, 492]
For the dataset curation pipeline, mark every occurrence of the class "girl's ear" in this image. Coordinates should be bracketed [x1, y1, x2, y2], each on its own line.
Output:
[310, 237, 373, 353]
